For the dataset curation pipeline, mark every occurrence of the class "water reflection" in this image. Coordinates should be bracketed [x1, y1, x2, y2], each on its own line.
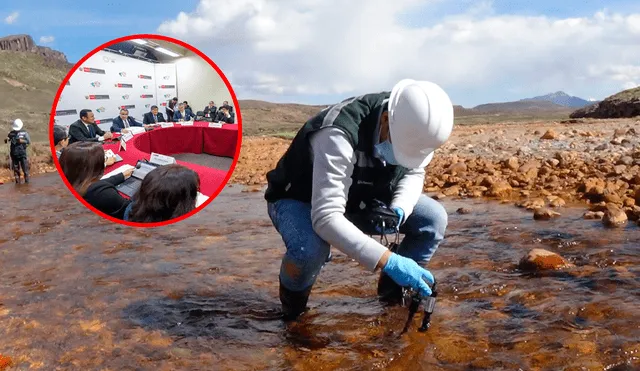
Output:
[0, 174, 638, 370]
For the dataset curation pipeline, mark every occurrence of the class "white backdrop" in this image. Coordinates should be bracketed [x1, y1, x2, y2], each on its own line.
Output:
[54, 50, 177, 131]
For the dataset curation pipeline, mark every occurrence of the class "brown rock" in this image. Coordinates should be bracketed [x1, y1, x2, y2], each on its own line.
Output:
[456, 207, 471, 214]
[519, 249, 573, 271]
[584, 211, 605, 220]
[617, 156, 634, 165]
[432, 193, 446, 200]
[447, 162, 467, 174]
[506, 157, 519, 171]
[623, 197, 636, 207]
[541, 129, 558, 140]
[602, 206, 628, 227]
[487, 181, 513, 198]
[613, 164, 627, 174]
[547, 158, 560, 167]
[442, 185, 461, 197]
[533, 207, 561, 220]
[516, 198, 545, 210]
[548, 197, 566, 208]
[603, 191, 622, 204]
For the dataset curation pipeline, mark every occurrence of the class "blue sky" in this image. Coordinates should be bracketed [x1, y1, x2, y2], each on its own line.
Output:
[1, 0, 639, 106]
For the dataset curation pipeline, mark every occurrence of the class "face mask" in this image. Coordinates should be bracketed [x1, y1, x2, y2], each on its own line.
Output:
[374, 140, 399, 165]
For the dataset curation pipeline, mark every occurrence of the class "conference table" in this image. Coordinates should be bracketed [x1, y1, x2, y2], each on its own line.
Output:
[101, 121, 239, 198]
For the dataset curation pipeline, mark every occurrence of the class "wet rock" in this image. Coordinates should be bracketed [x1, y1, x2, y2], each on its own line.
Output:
[516, 198, 545, 210]
[442, 185, 460, 197]
[519, 248, 573, 271]
[533, 207, 561, 220]
[432, 193, 446, 200]
[602, 206, 628, 227]
[617, 156, 634, 165]
[584, 211, 605, 220]
[548, 197, 566, 208]
[541, 129, 558, 140]
[487, 181, 513, 198]
[456, 207, 471, 214]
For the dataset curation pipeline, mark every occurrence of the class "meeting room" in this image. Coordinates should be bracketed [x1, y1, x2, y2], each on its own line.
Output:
[51, 37, 240, 224]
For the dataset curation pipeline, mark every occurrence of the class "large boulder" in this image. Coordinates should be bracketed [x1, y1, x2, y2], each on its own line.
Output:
[570, 87, 640, 119]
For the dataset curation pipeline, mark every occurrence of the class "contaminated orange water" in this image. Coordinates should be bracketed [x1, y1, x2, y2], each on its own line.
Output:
[0, 175, 638, 370]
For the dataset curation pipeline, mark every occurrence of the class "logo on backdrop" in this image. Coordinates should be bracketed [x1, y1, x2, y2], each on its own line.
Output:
[122, 94, 130, 100]
[164, 94, 172, 98]
[140, 94, 153, 98]
[163, 76, 170, 80]
[102, 56, 115, 63]
[121, 105, 136, 110]
[79, 67, 106, 74]
[55, 109, 77, 116]
[160, 102, 167, 106]
[90, 81, 101, 87]
[96, 107, 106, 113]
[142, 85, 149, 89]
[159, 85, 175, 89]
[145, 104, 151, 108]
[95, 118, 114, 124]
[114, 83, 133, 88]
[85, 94, 110, 100]
[138, 74, 152, 80]
[119, 72, 127, 77]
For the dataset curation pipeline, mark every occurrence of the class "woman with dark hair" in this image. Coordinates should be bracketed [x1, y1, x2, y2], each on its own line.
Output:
[59, 141, 133, 219]
[124, 164, 200, 223]
[166, 97, 178, 121]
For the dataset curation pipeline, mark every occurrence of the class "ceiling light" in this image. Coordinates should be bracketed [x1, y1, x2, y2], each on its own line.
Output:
[155, 46, 180, 57]
[131, 39, 147, 45]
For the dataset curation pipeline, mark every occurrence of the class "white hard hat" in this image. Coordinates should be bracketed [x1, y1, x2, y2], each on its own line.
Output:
[12, 119, 23, 131]
[388, 79, 454, 168]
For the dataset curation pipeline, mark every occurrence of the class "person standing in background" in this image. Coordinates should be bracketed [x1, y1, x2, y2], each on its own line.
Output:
[5, 119, 31, 184]
[203, 101, 217, 118]
[166, 97, 178, 121]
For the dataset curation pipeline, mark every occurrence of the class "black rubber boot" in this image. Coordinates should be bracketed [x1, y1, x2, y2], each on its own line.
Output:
[24, 176, 29, 184]
[279, 279, 312, 321]
[14, 176, 20, 184]
[377, 272, 403, 305]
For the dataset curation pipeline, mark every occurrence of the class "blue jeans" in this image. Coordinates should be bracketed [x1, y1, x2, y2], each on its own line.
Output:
[267, 195, 448, 292]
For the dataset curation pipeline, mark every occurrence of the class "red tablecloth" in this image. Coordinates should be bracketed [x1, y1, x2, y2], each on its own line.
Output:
[102, 122, 238, 196]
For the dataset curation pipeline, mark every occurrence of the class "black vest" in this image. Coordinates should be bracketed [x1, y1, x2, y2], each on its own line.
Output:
[264, 93, 408, 214]
[8, 130, 28, 158]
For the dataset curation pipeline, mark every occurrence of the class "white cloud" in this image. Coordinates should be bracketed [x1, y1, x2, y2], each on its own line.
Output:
[39, 36, 55, 44]
[4, 11, 19, 24]
[158, 1, 640, 105]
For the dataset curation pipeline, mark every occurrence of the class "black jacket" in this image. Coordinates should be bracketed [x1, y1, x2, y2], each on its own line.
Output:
[110, 116, 143, 133]
[84, 173, 132, 219]
[143, 112, 166, 125]
[203, 105, 217, 117]
[68, 119, 106, 144]
[215, 111, 235, 123]
[6, 130, 30, 158]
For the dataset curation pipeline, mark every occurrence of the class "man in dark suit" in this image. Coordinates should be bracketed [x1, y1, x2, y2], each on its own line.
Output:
[110, 108, 145, 133]
[143, 105, 166, 125]
[203, 101, 217, 118]
[221, 101, 234, 113]
[68, 109, 113, 144]
[215, 106, 235, 123]
[173, 103, 195, 121]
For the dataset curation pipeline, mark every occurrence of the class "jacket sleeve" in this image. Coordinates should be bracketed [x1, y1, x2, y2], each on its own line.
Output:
[309, 127, 389, 271]
[132, 118, 143, 127]
[110, 119, 122, 133]
[69, 123, 98, 142]
[142, 114, 150, 125]
[173, 112, 180, 121]
[159, 113, 166, 122]
[102, 172, 125, 186]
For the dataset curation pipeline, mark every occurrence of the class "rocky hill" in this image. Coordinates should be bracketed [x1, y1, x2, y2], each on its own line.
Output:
[570, 87, 640, 119]
[0, 34, 70, 69]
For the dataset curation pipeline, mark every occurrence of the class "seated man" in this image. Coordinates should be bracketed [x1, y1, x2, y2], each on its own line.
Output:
[221, 101, 234, 113]
[173, 103, 195, 121]
[68, 109, 113, 144]
[110, 108, 144, 133]
[215, 106, 235, 123]
[203, 101, 217, 118]
[143, 105, 166, 125]
[183, 101, 193, 115]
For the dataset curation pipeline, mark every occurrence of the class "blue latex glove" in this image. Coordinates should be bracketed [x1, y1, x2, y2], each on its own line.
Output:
[382, 253, 434, 296]
[392, 207, 404, 229]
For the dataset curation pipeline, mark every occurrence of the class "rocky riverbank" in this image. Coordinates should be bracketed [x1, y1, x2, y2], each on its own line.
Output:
[231, 118, 640, 226]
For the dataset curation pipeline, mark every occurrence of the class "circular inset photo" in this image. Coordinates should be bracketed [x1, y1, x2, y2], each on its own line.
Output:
[49, 34, 242, 227]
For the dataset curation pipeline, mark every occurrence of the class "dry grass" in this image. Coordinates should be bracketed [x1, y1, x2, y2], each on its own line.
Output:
[0, 141, 52, 169]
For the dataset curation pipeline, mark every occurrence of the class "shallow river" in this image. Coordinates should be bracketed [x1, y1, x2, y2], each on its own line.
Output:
[0, 174, 638, 370]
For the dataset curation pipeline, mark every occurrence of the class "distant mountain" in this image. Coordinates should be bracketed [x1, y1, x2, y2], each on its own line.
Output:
[520, 91, 592, 108]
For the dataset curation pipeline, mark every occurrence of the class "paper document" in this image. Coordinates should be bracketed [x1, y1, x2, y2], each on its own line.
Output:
[196, 193, 209, 208]
[101, 164, 135, 180]
[126, 126, 146, 135]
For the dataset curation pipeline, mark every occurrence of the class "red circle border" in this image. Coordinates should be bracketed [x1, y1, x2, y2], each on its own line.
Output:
[49, 33, 243, 228]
